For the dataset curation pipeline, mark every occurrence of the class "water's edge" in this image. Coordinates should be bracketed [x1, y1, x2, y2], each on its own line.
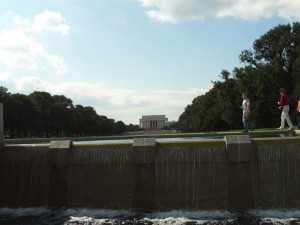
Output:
[0, 207, 300, 225]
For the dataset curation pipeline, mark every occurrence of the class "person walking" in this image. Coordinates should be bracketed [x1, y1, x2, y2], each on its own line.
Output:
[277, 88, 294, 130]
[240, 92, 254, 133]
[297, 98, 300, 129]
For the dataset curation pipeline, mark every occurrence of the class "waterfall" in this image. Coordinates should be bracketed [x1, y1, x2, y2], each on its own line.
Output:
[1, 137, 300, 211]
[252, 141, 300, 209]
[155, 141, 227, 210]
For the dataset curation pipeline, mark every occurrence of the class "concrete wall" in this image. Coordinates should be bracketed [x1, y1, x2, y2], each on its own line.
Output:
[0, 135, 300, 211]
[0, 103, 3, 145]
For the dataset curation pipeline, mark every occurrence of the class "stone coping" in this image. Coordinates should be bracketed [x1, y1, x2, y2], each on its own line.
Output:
[2, 130, 296, 145]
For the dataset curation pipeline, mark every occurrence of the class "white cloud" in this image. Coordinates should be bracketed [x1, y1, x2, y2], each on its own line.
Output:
[14, 76, 53, 91]
[8, 10, 70, 36]
[0, 11, 68, 74]
[0, 28, 67, 74]
[139, 0, 300, 23]
[12, 14, 30, 27]
[0, 71, 13, 81]
[5, 74, 208, 124]
[31, 10, 70, 36]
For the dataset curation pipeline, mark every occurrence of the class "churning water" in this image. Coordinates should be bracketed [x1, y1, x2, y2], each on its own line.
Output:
[0, 208, 299, 225]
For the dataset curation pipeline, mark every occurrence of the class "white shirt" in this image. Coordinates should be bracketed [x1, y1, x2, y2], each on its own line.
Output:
[242, 98, 250, 114]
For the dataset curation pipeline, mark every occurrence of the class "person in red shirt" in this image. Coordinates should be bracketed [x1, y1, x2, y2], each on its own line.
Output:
[277, 88, 294, 130]
[297, 99, 300, 129]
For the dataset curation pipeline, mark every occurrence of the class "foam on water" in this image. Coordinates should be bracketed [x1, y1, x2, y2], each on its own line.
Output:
[1, 207, 300, 225]
[145, 210, 234, 219]
[0, 207, 49, 216]
[249, 209, 300, 225]
[63, 208, 136, 218]
[141, 210, 235, 225]
[249, 209, 300, 218]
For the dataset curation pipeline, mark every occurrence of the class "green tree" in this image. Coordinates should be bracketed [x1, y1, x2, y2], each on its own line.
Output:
[1, 87, 127, 138]
[28, 91, 55, 137]
[0, 87, 16, 137]
[51, 95, 74, 137]
[178, 22, 300, 132]
[115, 121, 126, 134]
[11, 93, 37, 138]
[238, 22, 300, 127]
[178, 70, 240, 132]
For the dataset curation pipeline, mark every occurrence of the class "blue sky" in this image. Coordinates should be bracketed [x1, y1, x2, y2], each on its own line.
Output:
[0, 0, 299, 125]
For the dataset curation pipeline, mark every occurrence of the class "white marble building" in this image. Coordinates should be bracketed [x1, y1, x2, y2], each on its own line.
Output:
[139, 115, 168, 130]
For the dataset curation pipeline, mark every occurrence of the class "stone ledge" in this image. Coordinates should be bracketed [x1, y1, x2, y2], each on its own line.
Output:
[225, 135, 252, 162]
[133, 138, 156, 164]
[49, 140, 72, 149]
[133, 138, 156, 147]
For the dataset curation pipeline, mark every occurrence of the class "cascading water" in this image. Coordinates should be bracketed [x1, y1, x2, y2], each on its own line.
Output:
[155, 142, 227, 210]
[252, 141, 300, 209]
[0, 136, 300, 224]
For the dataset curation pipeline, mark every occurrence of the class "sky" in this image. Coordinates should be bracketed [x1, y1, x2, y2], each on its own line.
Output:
[0, 0, 299, 125]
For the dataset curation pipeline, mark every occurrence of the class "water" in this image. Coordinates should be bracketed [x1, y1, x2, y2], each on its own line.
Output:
[0, 208, 299, 225]
[5, 136, 223, 147]
[2, 136, 299, 225]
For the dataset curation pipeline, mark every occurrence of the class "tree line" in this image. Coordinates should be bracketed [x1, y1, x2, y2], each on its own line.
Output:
[1, 23, 299, 136]
[177, 22, 300, 132]
[0, 88, 140, 138]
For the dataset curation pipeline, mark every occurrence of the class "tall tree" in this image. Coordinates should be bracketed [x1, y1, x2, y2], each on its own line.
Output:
[178, 22, 300, 132]
[50, 95, 74, 137]
[28, 91, 55, 137]
[0, 87, 16, 137]
[11, 93, 37, 138]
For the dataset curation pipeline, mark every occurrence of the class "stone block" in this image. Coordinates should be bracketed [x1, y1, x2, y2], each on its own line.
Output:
[49, 140, 60, 149]
[49, 140, 72, 149]
[133, 138, 156, 146]
[225, 135, 252, 162]
[133, 138, 145, 147]
[48, 140, 72, 165]
[133, 138, 156, 164]
[225, 135, 254, 211]
[144, 138, 156, 146]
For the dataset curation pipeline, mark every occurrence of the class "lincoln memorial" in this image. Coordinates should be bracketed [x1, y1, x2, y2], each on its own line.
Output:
[139, 115, 168, 130]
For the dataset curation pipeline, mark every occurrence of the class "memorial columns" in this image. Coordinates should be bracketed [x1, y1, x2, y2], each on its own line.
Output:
[139, 115, 168, 130]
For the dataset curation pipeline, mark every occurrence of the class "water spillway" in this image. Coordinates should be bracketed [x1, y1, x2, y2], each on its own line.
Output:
[0, 135, 300, 212]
